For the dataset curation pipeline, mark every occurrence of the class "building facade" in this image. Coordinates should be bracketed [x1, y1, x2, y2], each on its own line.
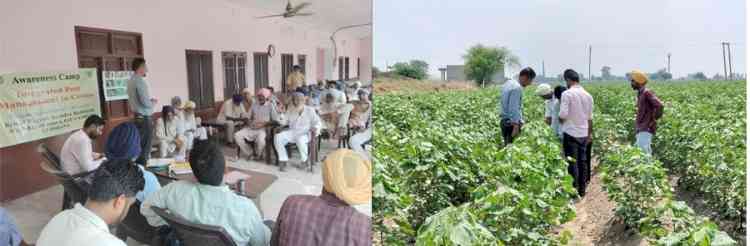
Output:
[0, 0, 372, 201]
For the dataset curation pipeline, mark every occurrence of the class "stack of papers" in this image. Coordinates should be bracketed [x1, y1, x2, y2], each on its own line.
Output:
[169, 162, 193, 175]
[147, 158, 174, 168]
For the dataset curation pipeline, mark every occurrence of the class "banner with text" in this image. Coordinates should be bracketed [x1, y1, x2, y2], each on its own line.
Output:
[0, 68, 101, 148]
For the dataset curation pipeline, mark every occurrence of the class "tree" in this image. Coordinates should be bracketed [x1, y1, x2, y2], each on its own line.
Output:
[392, 60, 429, 80]
[463, 44, 520, 87]
[372, 66, 381, 78]
[649, 68, 672, 81]
[688, 72, 707, 81]
[601, 66, 612, 80]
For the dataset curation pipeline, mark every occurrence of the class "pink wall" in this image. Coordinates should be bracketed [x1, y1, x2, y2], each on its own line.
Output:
[0, 0, 371, 107]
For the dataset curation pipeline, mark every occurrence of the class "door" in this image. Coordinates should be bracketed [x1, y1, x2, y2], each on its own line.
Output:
[253, 52, 270, 91]
[222, 52, 247, 98]
[186, 50, 215, 109]
[75, 26, 143, 120]
[281, 53, 294, 91]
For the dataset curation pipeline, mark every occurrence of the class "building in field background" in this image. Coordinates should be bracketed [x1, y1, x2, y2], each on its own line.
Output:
[0, 0, 372, 201]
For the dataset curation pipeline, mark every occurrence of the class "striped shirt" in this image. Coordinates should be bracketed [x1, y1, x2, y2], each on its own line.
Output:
[271, 191, 371, 246]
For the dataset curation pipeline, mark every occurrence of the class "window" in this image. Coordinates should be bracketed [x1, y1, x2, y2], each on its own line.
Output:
[338, 57, 344, 81]
[253, 52, 269, 91]
[222, 52, 247, 98]
[186, 50, 215, 109]
[357, 57, 361, 79]
[74, 26, 143, 120]
[281, 53, 294, 91]
[345, 57, 350, 80]
[298, 54, 306, 76]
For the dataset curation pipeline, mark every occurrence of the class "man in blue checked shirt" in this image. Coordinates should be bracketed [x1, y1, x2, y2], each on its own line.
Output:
[499, 67, 536, 145]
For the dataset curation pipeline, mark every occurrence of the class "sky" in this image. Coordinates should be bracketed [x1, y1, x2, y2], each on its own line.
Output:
[374, 0, 746, 79]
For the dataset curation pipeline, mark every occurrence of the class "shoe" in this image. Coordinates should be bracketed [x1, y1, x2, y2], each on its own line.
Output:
[279, 162, 287, 172]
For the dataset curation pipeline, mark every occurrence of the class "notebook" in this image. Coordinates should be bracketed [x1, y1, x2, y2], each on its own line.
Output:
[169, 162, 193, 175]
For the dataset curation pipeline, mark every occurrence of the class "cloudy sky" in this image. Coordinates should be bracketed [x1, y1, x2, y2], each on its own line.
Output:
[374, 0, 746, 79]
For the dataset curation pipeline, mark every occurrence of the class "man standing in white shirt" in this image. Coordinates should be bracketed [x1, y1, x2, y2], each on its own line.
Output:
[60, 115, 106, 176]
[558, 69, 594, 197]
[36, 159, 145, 246]
[275, 92, 322, 172]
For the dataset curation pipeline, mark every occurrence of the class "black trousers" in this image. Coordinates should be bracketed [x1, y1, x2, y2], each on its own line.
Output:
[563, 133, 592, 196]
[134, 115, 153, 166]
[500, 119, 515, 145]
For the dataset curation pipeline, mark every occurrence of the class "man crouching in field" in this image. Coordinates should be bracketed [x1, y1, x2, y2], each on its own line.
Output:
[499, 67, 536, 145]
[559, 69, 594, 197]
[629, 70, 663, 156]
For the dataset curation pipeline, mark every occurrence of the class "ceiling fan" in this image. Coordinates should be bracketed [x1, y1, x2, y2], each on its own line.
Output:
[256, 0, 313, 19]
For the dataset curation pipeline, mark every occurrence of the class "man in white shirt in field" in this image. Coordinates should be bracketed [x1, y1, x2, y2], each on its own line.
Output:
[558, 69, 594, 197]
[275, 92, 322, 172]
[60, 115, 107, 176]
[536, 83, 563, 139]
[36, 159, 145, 246]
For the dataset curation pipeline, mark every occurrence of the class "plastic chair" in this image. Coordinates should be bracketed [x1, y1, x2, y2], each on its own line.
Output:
[150, 207, 238, 246]
[37, 144, 93, 210]
[115, 201, 161, 246]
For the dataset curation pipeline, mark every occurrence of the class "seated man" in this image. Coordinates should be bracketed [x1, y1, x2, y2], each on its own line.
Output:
[60, 115, 106, 176]
[105, 122, 162, 206]
[271, 149, 371, 246]
[274, 92, 322, 172]
[241, 88, 254, 114]
[325, 81, 346, 105]
[349, 91, 373, 154]
[155, 106, 186, 159]
[180, 100, 204, 152]
[141, 140, 270, 246]
[345, 81, 363, 102]
[36, 159, 145, 246]
[318, 93, 343, 139]
[217, 94, 247, 144]
[235, 88, 277, 160]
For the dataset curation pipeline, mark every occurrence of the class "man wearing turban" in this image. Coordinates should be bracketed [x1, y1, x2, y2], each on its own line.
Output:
[155, 106, 186, 159]
[234, 88, 279, 161]
[271, 149, 371, 246]
[629, 70, 664, 156]
[104, 122, 162, 205]
[217, 94, 247, 145]
[274, 92, 322, 171]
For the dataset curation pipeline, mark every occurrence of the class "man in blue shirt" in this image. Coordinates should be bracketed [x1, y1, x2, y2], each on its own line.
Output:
[499, 67, 536, 145]
[127, 58, 158, 166]
[0, 207, 22, 246]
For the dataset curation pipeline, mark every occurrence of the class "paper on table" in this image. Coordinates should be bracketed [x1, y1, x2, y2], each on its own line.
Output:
[147, 158, 174, 167]
[224, 171, 251, 185]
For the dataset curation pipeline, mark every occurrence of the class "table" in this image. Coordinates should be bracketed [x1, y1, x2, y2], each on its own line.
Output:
[148, 167, 278, 218]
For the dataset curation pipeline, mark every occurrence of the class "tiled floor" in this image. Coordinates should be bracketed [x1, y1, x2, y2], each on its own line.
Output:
[2, 140, 371, 245]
